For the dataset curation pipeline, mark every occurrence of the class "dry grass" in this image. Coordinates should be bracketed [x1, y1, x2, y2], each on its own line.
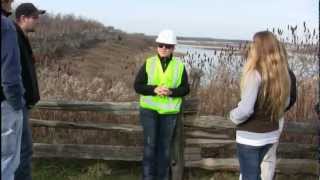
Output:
[30, 14, 117, 59]
[29, 13, 154, 102]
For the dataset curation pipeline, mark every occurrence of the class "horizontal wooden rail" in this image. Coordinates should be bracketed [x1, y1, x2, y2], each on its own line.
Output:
[30, 123, 316, 158]
[31, 116, 318, 135]
[32, 143, 201, 162]
[197, 142, 317, 159]
[185, 115, 318, 135]
[34, 99, 199, 114]
[30, 119, 142, 132]
[33, 100, 317, 135]
[35, 100, 139, 112]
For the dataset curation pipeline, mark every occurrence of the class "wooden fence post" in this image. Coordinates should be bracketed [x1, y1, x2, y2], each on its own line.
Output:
[189, 68, 203, 97]
[171, 101, 185, 180]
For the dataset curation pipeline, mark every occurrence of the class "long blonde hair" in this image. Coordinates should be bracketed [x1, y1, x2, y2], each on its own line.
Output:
[241, 31, 290, 121]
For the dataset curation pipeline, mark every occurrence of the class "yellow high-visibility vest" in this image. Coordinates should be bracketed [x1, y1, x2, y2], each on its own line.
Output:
[140, 56, 184, 114]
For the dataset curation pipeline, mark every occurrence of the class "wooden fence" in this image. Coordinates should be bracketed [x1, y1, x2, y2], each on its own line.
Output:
[30, 99, 319, 179]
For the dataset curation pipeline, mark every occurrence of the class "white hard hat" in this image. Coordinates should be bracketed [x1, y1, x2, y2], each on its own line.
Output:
[156, 29, 177, 45]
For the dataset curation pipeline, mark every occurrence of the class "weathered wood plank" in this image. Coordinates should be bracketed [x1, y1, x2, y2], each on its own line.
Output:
[34, 99, 198, 114]
[185, 131, 230, 139]
[185, 158, 319, 175]
[30, 119, 230, 140]
[186, 138, 235, 148]
[275, 159, 319, 175]
[33, 143, 142, 161]
[186, 158, 239, 171]
[33, 142, 317, 168]
[35, 101, 140, 114]
[285, 121, 318, 135]
[200, 143, 317, 159]
[33, 143, 201, 162]
[185, 115, 318, 135]
[277, 143, 317, 159]
[171, 110, 185, 180]
[30, 119, 142, 132]
[184, 115, 235, 129]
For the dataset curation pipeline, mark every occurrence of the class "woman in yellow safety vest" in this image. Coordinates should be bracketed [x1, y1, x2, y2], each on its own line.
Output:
[134, 29, 190, 180]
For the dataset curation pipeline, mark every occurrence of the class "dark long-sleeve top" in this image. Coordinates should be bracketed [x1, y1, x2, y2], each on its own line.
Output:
[15, 23, 40, 108]
[134, 54, 190, 97]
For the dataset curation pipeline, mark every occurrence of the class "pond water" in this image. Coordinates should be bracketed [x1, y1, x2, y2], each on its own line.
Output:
[176, 41, 318, 84]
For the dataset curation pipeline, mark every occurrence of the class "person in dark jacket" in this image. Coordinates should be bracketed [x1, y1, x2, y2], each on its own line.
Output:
[13, 3, 45, 180]
[1, 0, 24, 180]
[134, 29, 189, 180]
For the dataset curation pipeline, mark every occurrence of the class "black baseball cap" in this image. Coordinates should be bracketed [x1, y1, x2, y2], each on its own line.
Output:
[15, 3, 46, 18]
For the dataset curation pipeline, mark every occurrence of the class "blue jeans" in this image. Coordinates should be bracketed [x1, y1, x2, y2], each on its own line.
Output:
[15, 107, 33, 180]
[140, 108, 177, 180]
[1, 101, 23, 180]
[237, 143, 272, 180]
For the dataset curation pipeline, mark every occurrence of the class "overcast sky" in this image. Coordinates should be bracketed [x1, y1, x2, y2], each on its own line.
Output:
[14, 0, 319, 40]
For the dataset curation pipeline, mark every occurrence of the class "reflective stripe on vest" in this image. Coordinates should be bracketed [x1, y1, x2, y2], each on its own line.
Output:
[141, 96, 181, 112]
[147, 56, 158, 84]
[140, 56, 184, 114]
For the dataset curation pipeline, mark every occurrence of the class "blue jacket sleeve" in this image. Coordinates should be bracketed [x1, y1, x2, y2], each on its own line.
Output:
[1, 16, 24, 110]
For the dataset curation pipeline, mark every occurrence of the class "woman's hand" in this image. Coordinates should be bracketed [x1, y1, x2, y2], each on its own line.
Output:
[154, 86, 172, 96]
